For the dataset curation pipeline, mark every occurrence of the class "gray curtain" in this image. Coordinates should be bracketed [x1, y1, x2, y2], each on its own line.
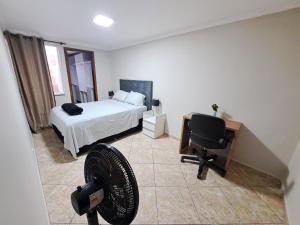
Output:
[4, 31, 55, 132]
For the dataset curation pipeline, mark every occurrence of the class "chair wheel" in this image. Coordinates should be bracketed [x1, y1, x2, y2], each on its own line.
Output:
[197, 174, 205, 180]
[181, 158, 185, 163]
[221, 171, 226, 177]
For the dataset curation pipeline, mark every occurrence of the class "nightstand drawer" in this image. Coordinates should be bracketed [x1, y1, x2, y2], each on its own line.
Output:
[143, 120, 155, 131]
[142, 112, 166, 139]
[143, 127, 155, 138]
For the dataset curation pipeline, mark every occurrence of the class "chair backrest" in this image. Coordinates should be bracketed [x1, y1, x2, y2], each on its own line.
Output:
[190, 113, 226, 149]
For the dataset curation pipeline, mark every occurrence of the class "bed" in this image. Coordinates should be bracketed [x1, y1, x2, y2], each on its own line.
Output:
[50, 79, 153, 158]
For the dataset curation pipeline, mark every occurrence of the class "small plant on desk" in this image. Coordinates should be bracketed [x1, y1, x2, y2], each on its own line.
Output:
[212, 104, 218, 116]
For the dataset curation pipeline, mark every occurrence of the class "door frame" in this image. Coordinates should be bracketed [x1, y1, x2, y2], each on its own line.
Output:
[63, 47, 99, 102]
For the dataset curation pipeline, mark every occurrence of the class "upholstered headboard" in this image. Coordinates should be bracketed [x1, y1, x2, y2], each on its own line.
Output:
[120, 79, 153, 110]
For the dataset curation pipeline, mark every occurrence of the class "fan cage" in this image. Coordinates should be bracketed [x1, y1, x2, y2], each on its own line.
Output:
[84, 143, 139, 225]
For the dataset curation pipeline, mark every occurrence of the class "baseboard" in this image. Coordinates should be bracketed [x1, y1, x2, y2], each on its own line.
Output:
[232, 158, 282, 180]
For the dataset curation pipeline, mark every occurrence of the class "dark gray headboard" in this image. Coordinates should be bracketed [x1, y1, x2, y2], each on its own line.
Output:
[120, 79, 153, 110]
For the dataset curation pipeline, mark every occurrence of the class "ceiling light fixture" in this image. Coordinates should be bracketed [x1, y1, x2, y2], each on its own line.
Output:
[93, 14, 114, 27]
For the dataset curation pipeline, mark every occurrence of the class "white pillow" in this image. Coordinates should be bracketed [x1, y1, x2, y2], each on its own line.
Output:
[125, 91, 145, 106]
[113, 90, 129, 102]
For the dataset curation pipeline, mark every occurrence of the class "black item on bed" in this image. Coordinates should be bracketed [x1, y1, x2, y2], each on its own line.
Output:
[61, 103, 83, 116]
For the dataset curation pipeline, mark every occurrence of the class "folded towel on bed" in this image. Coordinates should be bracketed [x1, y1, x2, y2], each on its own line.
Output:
[61, 103, 83, 116]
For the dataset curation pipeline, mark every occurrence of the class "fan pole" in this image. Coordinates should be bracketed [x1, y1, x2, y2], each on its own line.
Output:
[86, 210, 99, 225]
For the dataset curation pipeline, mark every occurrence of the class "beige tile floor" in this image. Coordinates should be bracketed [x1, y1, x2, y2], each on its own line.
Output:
[32, 128, 288, 225]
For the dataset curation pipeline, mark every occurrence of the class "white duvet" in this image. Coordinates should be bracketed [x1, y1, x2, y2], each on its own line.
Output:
[50, 99, 146, 157]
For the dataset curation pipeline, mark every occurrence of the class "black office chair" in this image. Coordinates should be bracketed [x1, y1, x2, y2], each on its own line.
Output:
[181, 113, 233, 179]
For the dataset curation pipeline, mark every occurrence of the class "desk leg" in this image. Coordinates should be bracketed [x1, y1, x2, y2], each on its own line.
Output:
[179, 118, 189, 154]
[225, 136, 237, 170]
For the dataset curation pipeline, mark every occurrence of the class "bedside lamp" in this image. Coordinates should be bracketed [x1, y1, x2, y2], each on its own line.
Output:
[108, 91, 114, 99]
[152, 99, 160, 115]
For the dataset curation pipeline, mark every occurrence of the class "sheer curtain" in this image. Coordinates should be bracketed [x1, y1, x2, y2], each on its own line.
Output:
[4, 31, 55, 132]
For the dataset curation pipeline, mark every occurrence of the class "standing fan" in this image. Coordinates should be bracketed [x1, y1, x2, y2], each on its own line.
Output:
[71, 143, 139, 225]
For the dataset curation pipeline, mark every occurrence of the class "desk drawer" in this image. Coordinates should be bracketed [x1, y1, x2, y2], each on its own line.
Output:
[143, 120, 155, 131]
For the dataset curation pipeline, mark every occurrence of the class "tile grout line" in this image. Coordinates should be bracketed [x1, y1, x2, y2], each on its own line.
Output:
[218, 185, 242, 224]
[127, 136, 133, 163]
[152, 141, 159, 225]
[178, 160, 202, 223]
[250, 186, 286, 224]
[70, 212, 76, 224]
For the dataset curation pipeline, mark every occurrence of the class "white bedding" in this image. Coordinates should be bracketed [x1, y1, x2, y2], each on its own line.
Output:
[50, 99, 146, 157]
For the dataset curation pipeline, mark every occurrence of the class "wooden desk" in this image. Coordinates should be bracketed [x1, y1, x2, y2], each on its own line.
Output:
[179, 113, 241, 170]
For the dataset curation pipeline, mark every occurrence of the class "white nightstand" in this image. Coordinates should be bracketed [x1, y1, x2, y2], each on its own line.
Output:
[142, 110, 166, 138]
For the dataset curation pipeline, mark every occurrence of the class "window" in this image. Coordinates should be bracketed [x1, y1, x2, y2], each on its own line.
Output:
[45, 45, 64, 95]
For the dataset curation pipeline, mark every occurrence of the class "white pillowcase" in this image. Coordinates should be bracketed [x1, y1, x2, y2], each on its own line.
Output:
[113, 90, 129, 102]
[125, 91, 145, 106]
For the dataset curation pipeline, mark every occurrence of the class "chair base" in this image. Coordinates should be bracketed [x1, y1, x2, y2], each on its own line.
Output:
[181, 154, 226, 179]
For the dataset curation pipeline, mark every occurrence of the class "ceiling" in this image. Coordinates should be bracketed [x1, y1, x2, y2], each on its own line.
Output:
[0, 0, 300, 51]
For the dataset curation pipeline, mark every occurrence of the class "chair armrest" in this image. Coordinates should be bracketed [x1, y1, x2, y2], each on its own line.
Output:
[225, 130, 234, 141]
[219, 130, 234, 148]
[187, 121, 192, 136]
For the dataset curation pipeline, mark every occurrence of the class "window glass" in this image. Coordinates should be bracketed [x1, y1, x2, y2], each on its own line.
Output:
[45, 45, 64, 95]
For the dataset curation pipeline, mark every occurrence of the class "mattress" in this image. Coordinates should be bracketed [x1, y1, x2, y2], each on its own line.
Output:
[50, 99, 147, 157]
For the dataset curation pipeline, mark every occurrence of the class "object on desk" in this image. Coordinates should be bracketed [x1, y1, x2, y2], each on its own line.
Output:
[152, 99, 160, 115]
[143, 110, 166, 138]
[108, 91, 114, 99]
[211, 104, 219, 117]
[181, 113, 232, 179]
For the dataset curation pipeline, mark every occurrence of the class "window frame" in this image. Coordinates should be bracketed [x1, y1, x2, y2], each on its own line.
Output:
[45, 44, 65, 96]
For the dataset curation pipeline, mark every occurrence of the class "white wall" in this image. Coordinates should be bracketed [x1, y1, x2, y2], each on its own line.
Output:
[110, 8, 300, 179]
[94, 50, 113, 101]
[285, 140, 300, 225]
[0, 30, 49, 225]
[53, 45, 112, 106]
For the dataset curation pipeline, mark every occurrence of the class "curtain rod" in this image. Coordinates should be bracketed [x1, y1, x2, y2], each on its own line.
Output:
[44, 39, 66, 45]
[3, 30, 66, 45]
